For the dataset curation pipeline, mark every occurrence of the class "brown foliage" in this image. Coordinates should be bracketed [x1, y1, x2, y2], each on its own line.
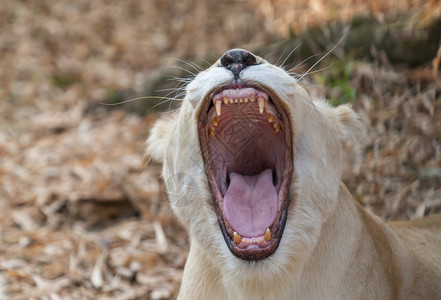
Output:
[0, 0, 439, 298]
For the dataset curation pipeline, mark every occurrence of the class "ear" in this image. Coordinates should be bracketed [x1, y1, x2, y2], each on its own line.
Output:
[146, 113, 178, 163]
[333, 104, 364, 142]
[314, 99, 364, 142]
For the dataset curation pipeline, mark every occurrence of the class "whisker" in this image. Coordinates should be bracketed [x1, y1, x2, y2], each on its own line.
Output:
[99, 96, 182, 106]
[155, 87, 186, 93]
[164, 65, 198, 77]
[151, 97, 183, 110]
[285, 53, 321, 74]
[200, 58, 214, 68]
[275, 48, 288, 66]
[279, 43, 302, 69]
[290, 63, 333, 79]
[169, 77, 193, 82]
[168, 76, 194, 85]
[173, 58, 205, 73]
[160, 86, 186, 99]
[298, 25, 349, 81]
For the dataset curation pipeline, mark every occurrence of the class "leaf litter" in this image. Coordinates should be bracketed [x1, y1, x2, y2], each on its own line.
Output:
[0, 0, 440, 299]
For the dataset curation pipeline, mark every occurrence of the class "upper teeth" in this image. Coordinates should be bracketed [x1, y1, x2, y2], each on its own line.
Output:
[209, 94, 283, 135]
[215, 100, 222, 116]
[214, 94, 264, 115]
[258, 97, 265, 114]
[266, 113, 274, 123]
[212, 116, 219, 127]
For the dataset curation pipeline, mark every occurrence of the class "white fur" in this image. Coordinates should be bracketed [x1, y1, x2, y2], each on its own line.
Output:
[146, 51, 441, 299]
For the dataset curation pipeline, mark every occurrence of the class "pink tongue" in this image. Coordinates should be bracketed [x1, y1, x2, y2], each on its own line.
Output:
[223, 169, 277, 237]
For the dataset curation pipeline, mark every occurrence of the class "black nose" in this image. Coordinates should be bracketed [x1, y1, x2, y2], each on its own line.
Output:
[220, 49, 257, 78]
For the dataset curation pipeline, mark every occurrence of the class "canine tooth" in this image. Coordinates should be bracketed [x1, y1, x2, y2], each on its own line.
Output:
[234, 232, 242, 244]
[223, 97, 228, 104]
[266, 113, 274, 123]
[264, 228, 271, 242]
[215, 100, 222, 116]
[258, 97, 264, 114]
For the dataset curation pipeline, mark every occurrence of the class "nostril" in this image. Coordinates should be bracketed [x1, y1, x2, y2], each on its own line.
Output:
[242, 51, 257, 66]
[220, 49, 257, 78]
[221, 55, 231, 67]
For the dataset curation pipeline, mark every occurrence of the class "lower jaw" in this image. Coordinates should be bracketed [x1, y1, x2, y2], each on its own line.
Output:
[217, 206, 288, 261]
[234, 234, 271, 249]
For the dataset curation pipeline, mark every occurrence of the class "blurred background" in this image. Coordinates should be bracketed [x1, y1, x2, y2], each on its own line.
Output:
[0, 0, 440, 298]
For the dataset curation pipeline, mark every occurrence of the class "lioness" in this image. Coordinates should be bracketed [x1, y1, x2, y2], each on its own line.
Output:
[147, 49, 441, 299]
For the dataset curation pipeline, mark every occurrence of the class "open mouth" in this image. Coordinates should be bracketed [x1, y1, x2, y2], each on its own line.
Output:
[198, 85, 293, 260]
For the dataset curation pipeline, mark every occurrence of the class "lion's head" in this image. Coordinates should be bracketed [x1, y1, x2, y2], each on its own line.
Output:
[147, 49, 361, 289]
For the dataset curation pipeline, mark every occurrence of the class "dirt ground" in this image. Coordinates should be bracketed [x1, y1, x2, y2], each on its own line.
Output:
[0, 1, 440, 299]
